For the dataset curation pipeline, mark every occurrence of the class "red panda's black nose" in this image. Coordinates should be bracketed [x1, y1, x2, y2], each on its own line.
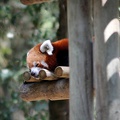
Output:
[31, 72, 35, 76]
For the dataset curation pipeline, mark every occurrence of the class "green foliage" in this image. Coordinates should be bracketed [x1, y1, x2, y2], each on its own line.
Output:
[0, 0, 59, 120]
[24, 2, 59, 43]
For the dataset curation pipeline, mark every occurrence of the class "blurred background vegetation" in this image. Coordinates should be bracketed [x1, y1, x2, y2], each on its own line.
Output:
[0, 0, 59, 119]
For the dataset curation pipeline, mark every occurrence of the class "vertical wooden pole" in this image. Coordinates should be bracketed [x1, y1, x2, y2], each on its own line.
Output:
[68, 0, 93, 120]
[94, 0, 119, 120]
[57, 0, 68, 39]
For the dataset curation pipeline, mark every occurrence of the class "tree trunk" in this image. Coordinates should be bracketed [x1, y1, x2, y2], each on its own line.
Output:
[68, 0, 93, 120]
[49, 0, 69, 120]
[49, 101, 69, 120]
[94, 0, 120, 120]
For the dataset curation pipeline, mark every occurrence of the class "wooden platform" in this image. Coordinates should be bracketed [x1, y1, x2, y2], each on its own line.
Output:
[20, 66, 69, 101]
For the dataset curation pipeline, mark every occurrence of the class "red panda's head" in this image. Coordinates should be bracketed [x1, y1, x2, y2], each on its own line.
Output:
[27, 39, 68, 78]
[27, 40, 58, 77]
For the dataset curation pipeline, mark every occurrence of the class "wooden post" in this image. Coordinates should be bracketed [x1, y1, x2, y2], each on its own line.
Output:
[68, 0, 93, 120]
[94, 0, 119, 120]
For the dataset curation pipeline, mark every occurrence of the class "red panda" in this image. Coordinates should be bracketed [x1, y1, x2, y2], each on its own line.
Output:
[27, 38, 68, 77]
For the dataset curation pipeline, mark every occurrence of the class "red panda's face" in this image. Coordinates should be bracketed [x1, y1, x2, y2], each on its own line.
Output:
[27, 40, 57, 77]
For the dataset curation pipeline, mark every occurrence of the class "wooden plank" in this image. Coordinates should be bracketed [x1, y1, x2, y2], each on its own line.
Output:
[93, 0, 119, 120]
[20, 78, 69, 101]
[68, 0, 93, 120]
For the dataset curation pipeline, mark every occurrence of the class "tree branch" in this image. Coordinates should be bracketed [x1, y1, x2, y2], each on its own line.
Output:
[20, 0, 51, 5]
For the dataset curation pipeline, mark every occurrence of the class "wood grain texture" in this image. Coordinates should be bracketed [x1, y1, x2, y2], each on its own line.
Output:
[39, 69, 57, 80]
[20, 78, 69, 101]
[94, 0, 119, 120]
[54, 66, 69, 78]
[68, 0, 93, 120]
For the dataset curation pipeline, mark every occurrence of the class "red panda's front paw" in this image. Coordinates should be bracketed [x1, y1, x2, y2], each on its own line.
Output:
[30, 67, 41, 78]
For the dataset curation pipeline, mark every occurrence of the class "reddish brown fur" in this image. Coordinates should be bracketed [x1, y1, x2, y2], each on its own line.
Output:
[27, 38, 68, 71]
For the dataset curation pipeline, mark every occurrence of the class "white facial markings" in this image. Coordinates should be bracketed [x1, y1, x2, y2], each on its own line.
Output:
[30, 67, 41, 77]
[32, 60, 48, 68]
[33, 61, 40, 67]
[33, 61, 37, 66]
[30, 60, 49, 77]
[40, 40, 54, 55]
[41, 60, 49, 68]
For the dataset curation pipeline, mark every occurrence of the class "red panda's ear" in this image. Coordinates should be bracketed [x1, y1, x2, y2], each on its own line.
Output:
[40, 40, 54, 55]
